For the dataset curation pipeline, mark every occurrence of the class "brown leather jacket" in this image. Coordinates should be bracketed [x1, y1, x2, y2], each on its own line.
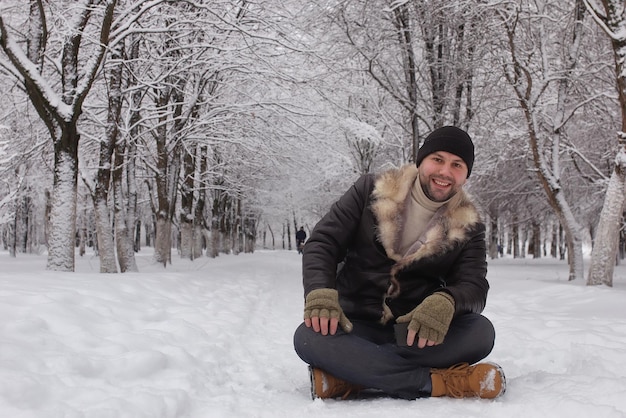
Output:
[302, 164, 488, 323]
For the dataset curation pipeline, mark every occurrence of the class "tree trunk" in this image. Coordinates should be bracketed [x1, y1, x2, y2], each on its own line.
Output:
[153, 95, 173, 265]
[488, 215, 498, 259]
[234, 199, 243, 255]
[153, 82, 184, 264]
[180, 146, 195, 260]
[267, 224, 275, 250]
[512, 214, 520, 258]
[9, 207, 16, 257]
[180, 221, 194, 259]
[210, 222, 219, 258]
[127, 38, 142, 255]
[113, 140, 137, 272]
[78, 205, 86, 257]
[134, 220, 141, 252]
[155, 216, 172, 266]
[193, 195, 206, 258]
[90, 41, 125, 273]
[46, 145, 78, 271]
[93, 194, 117, 273]
[587, 166, 624, 286]
[210, 188, 222, 258]
[92, 175, 117, 272]
[532, 221, 541, 259]
[551, 223, 558, 258]
[19, 195, 31, 253]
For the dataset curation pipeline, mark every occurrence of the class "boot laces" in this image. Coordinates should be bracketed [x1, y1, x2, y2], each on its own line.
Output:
[438, 363, 474, 398]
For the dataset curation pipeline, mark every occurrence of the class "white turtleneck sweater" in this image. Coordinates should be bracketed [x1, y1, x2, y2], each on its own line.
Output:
[397, 174, 451, 257]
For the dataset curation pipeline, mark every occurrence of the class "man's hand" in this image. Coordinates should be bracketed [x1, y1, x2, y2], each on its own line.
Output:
[303, 288, 353, 335]
[396, 292, 455, 348]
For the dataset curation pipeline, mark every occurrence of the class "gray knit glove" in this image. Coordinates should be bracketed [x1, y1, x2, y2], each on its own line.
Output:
[303, 288, 353, 333]
[396, 292, 455, 344]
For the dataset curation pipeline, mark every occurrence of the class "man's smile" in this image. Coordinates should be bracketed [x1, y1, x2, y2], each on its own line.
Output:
[432, 178, 452, 188]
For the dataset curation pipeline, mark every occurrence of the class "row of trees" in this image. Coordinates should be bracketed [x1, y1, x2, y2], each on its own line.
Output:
[1, 0, 625, 286]
[1, 0, 310, 272]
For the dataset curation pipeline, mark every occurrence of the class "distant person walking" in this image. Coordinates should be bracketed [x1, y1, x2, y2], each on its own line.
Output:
[296, 227, 307, 254]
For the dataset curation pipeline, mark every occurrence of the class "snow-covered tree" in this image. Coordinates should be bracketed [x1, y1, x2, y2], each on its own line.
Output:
[583, 0, 626, 286]
[0, 0, 117, 271]
[493, 0, 616, 280]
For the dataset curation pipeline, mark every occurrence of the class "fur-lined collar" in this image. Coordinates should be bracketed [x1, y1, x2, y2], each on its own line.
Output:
[371, 164, 481, 266]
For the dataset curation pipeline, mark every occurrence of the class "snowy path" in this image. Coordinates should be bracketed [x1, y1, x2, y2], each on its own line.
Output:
[0, 250, 625, 417]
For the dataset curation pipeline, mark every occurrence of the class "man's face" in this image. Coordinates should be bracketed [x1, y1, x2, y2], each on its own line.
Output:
[418, 151, 468, 202]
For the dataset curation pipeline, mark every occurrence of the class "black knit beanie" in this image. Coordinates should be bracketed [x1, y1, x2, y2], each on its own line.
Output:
[415, 126, 475, 178]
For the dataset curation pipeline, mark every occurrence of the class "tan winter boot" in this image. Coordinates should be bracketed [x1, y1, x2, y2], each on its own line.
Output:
[430, 362, 506, 399]
[309, 366, 364, 400]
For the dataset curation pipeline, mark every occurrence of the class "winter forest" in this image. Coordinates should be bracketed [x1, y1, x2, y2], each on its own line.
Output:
[1, 0, 626, 286]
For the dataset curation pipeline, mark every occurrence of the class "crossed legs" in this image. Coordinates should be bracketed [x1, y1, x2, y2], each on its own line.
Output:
[293, 313, 495, 399]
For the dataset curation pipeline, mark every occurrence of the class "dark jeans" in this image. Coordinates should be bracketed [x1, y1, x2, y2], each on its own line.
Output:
[293, 313, 495, 399]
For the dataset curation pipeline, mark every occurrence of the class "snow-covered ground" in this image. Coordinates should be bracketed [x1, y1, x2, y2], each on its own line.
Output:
[1, 249, 625, 418]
